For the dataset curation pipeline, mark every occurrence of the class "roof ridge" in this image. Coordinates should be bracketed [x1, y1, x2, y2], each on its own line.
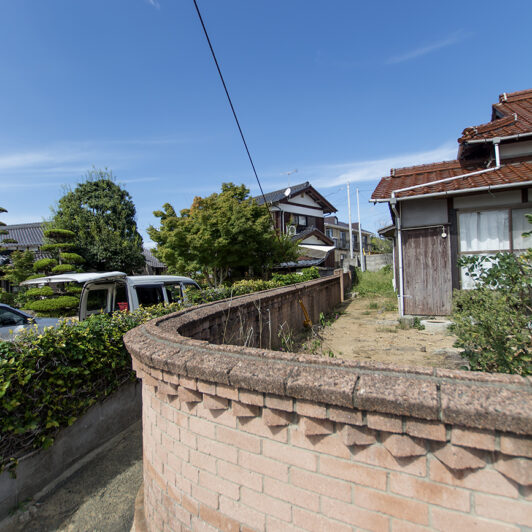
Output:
[391, 159, 463, 177]
[500, 88, 532, 102]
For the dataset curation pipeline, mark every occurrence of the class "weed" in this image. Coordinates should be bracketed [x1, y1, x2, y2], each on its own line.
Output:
[368, 302, 378, 310]
[412, 317, 425, 330]
[361, 310, 371, 315]
[376, 326, 397, 333]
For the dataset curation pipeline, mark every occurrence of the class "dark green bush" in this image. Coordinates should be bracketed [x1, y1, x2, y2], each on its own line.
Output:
[0, 302, 182, 475]
[0, 289, 16, 306]
[33, 258, 57, 272]
[452, 252, 531, 375]
[24, 295, 79, 315]
[59, 252, 84, 264]
[51, 264, 77, 274]
[24, 286, 54, 298]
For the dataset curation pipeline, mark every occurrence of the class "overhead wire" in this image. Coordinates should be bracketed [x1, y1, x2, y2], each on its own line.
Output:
[191, 0, 278, 232]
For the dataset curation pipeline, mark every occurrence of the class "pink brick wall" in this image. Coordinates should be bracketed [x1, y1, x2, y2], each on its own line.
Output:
[125, 273, 532, 532]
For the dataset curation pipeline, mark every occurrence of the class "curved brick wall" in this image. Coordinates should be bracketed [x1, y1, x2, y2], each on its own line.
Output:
[125, 274, 532, 531]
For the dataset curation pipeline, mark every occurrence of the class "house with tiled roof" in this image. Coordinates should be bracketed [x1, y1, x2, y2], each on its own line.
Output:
[372, 89, 532, 316]
[255, 182, 337, 269]
[324, 216, 373, 267]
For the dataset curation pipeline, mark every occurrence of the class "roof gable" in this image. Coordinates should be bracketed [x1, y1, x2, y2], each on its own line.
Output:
[256, 182, 337, 213]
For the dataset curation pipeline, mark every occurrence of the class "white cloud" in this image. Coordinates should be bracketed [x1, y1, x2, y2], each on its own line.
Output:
[285, 142, 458, 190]
[387, 30, 468, 64]
[146, 0, 160, 9]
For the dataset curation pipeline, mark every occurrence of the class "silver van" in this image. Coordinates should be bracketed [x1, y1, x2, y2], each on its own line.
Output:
[21, 272, 200, 320]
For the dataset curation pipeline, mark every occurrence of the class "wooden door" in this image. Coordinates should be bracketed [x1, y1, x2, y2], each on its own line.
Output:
[402, 227, 452, 315]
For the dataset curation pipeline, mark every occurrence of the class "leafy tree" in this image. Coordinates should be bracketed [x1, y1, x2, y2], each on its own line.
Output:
[0, 207, 17, 244]
[41, 227, 84, 274]
[2, 250, 35, 285]
[370, 236, 392, 254]
[148, 183, 298, 287]
[50, 169, 145, 273]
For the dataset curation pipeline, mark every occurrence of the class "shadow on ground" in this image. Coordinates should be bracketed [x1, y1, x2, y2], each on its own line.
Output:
[13, 421, 142, 532]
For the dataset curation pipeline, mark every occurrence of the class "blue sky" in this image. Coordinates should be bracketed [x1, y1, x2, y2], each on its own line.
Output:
[1, 0, 531, 244]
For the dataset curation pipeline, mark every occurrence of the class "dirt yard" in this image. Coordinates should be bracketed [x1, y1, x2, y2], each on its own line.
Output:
[300, 296, 466, 370]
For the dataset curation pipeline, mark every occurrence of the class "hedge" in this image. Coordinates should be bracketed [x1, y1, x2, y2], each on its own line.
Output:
[24, 295, 79, 314]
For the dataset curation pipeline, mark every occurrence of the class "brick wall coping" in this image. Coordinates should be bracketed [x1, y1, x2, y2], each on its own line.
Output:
[124, 280, 532, 436]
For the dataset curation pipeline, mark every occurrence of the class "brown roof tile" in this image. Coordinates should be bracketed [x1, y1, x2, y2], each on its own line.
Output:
[459, 89, 532, 142]
[371, 160, 532, 200]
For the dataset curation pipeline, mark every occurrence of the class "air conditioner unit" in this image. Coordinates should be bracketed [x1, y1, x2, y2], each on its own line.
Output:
[287, 225, 297, 236]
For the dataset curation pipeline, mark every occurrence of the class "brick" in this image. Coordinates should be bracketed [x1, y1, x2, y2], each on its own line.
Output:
[239, 389, 264, 406]
[265, 394, 293, 412]
[217, 426, 261, 454]
[405, 418, 446, 442]
[321, 496, 390, 531]
[219, 496, 266, 531]
[180, 429, 197, 450]
[142, 373, 159, 387]
[353, 485, 429, 525]
[191, 517, 219, 532]
[329, 405, 364, 425]
[198, 504, 239, 532]
[391, 521, 432, 532]
[189, 416, 216, 439]
[191, 484, 219, 509]
[182, 494, 198, 516]
[432, 444, 486, 471]
[495, 455, 532, 486]
[500, 433, 532, 458]
[149, 367, 163, 380]
[239, 450, 289, 482]
[451, 426, 495, 451]
[263, 407, 292, 427]
[231, 401, 260, 418]
[199, 471, 240, 500]
[299, 416, 334, 436]
[197, 380, 216, 395]
[351, 443, 427, 477]
[189, 449, 217, 473]
[291, 468, 351, 501]
[476, 492, 532, 526]
[319, 455, 387, 490]
[266, 516, 301, 532]
[239, 416, 288, 442]
[157, 380, 179, 396]
[180, 376, 198, 390]
[389, 472, 469, 512]
[179, 387, 203, 404]
[429, 457, 519, 498]
[198, 437, 238, 464]
[162, 370, 180, 385]
[382, 434, 427, 458]
[263, 439, 318, 471]
[340, 424, 376, 446]
[216, 384, 239, 401]
[291, 428, 350, 459]
[197, 403, 237, 428]
[431, 507, 519, 532]
[264, 477, 320, 511]
[293, 506, 352, 532]
[296, 399, 327, 419]
[182, 462, 200, 483]
[203, 394, 229, 411]
[241, 487, 291, 522]
[367, 412, 402, 433]
[218, 461, 262, 491]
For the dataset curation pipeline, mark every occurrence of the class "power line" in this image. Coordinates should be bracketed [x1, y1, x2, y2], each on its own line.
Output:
[191, 0, 277, 229]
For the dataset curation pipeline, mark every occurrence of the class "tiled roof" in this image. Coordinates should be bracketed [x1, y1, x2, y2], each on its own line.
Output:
[371, 159, 532, 200]
[143, 248, 166, 269]
[0, 222, 44, 247]
[255, 182, 337, 213]
[292, 226, 334, 246]
[459, 89, 532, 143]
[324, 217, 372, 235]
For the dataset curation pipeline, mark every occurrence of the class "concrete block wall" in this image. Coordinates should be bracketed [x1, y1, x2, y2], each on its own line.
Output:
[125, 273, 532, 532]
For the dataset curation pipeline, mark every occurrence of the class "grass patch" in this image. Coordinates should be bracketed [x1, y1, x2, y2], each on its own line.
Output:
[368, 302, 378, 309]
[355, 268, 395, 298]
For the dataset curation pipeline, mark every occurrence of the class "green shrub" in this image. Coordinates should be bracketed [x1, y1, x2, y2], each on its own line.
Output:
[0, 302, 183, 475]
[452, 252, 531, 375]
[33, 258, 57, 272]
[0, 289, 16, 306]
[59, 252, 84, 264]
[24, 286, 55, 298]
[24, 296, 79, 315]
[51, 264, 77, 274]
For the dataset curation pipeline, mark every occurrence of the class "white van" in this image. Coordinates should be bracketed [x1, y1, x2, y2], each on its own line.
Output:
[21, 272, 200, 320]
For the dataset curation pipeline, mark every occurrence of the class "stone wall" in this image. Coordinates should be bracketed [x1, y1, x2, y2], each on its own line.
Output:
[365, 253, 393, 272]
[125, 272, 532, 532]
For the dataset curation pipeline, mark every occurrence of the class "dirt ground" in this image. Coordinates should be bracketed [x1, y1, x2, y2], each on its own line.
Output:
[301, 296, 466, 369]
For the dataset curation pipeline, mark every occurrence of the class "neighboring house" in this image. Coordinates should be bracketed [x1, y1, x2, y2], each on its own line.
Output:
[255, 182, 337, 269]
[0, 222, 164, 290]
[372, 88, 532, 316]
[324, 216, 373, 267]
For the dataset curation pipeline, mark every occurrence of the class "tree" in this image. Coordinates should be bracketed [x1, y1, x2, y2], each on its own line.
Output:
[41, 227, 85, 274]
[370, 236, 392, 254]
[148, 183, 298, 287]
[50, 169, 145, 273]
[0, 207, 17, 244]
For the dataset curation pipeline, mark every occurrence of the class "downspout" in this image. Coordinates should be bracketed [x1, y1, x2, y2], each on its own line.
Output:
[390, 198, 404, 316]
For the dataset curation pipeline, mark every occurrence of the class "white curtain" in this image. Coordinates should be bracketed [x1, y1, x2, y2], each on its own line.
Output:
[512, 208, 532, 250]
[459, 210, 510, 253]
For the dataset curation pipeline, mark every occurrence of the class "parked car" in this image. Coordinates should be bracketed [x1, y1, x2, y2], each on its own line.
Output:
[21, 272, 200, 320]
[0, 303, 60, 341]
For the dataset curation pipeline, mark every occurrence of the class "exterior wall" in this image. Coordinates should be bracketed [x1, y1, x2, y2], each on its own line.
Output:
[365, 253, 393, 272]
[125, 274, 532, 532]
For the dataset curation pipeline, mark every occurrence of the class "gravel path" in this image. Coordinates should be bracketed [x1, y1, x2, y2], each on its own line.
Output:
[9, 421, 142, 532]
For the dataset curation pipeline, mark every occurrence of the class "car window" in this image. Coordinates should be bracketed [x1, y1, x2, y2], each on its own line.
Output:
[135, 285, 164, 307]
[86, 289, 109, 312]
[165, 284, 182, 303]
[0, 308, 26, 327]
[114, 283, 129, 312]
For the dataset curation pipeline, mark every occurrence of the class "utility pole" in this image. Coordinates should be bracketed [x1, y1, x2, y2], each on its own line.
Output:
[357, 188, 364, 271]
[347, 182, 353, 259]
